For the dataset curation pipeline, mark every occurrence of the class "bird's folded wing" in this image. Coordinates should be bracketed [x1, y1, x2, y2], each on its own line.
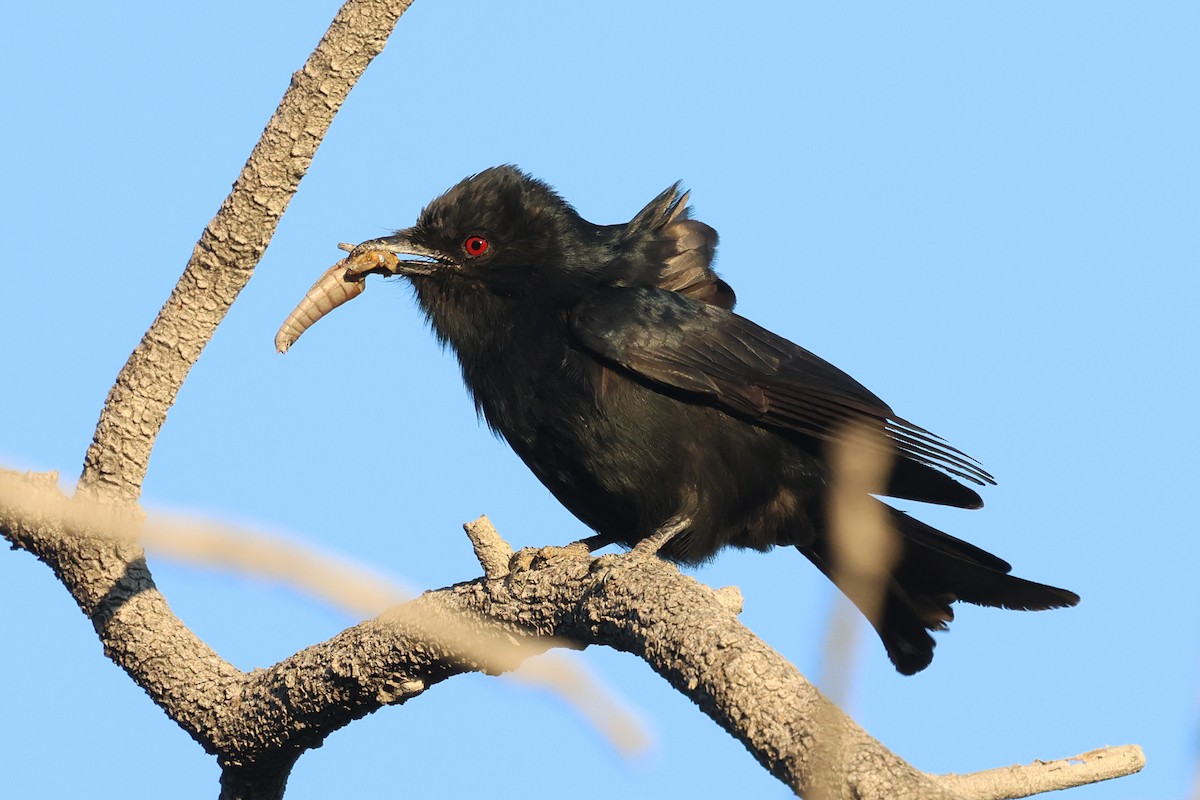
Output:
[570, 287, 994, 508]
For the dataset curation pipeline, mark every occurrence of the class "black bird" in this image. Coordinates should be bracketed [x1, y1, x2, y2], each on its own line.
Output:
[349, 165, 1078, 674]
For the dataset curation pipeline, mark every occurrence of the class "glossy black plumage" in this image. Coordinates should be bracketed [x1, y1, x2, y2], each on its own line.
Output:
[356, 165, 1078, 674]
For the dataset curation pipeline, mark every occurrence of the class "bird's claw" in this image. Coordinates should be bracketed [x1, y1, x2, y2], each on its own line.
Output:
[509, 541, 592, 574]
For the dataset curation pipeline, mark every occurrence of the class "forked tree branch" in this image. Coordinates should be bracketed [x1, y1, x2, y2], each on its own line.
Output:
[1, 479, 1143, 798]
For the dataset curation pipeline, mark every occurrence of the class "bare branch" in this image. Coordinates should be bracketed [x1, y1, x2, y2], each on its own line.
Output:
[464, 514, 515, 580]
[0, 470, 245, 753]
[79, 0, 417, 505]
[56, 8, 418, 790]
[143, 509, 648, 754]
[4, 469, 648, 758]
[1, 470, 1143, 797]
[941, 745, 1146, 799]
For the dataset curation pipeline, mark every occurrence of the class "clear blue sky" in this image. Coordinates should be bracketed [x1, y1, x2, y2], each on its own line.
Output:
[2, 2, 1197, 798]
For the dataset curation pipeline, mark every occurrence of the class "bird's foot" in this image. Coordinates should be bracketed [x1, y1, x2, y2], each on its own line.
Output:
[509, 540, 592, 574]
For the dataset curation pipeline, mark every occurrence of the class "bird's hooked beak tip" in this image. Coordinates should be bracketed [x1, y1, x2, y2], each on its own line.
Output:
[349, 230, 444, 276]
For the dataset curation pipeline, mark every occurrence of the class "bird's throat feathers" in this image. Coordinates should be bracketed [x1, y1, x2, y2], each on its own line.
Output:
[410, 272, 575, 389]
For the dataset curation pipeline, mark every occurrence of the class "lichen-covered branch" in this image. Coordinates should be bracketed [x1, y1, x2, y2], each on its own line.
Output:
[79, 0, 416, 505]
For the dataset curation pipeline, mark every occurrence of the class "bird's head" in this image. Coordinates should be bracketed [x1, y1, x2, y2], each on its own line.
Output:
[351, 165, 602, 301]
[350, 165, 733, 311]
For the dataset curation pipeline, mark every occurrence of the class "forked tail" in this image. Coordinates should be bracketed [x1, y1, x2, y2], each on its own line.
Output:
[800, 505, 1079, 674]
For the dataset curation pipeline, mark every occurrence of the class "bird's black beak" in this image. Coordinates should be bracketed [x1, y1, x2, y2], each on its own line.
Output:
[348, 229, 446, 277]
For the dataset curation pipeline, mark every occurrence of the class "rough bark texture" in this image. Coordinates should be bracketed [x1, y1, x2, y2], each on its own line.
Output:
[47, 0, 417, 795]
[79, 0, 415, 506]
[0, 478, 1143, 798]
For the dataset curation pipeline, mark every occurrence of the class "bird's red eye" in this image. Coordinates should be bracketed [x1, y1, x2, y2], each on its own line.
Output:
[463, 235, 489, 257]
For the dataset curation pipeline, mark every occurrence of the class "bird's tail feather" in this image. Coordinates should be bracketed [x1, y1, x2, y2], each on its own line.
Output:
[800, 506, 1078, 674]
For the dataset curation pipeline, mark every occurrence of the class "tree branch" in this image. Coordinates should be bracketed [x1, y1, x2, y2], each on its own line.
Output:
[1, 474, 1145, 797]
[941, 746, 1146, 799]
[7, 7, 420, 796]
[79, 0, 416, 505]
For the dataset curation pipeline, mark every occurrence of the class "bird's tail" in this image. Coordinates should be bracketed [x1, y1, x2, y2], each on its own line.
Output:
[799, 507, 1079, 674]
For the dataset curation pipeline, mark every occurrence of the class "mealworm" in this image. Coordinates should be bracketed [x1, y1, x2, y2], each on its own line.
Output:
[274, 250, 400, 353]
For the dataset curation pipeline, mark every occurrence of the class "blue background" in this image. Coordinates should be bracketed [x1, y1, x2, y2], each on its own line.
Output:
[2, 2, 1196, 797]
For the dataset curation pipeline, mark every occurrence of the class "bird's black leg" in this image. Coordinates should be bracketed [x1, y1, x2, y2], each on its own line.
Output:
[575, 532, 620, 552]
[630, 514, 693, 559]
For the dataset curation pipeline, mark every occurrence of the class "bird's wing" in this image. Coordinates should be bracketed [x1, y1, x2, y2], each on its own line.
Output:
[570, 287, 993, 508]
[620, 183, 737, 309]
[655, 218, 736, 309]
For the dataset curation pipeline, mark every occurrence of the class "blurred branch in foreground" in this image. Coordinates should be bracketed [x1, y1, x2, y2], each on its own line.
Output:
[142, 512, 415, 618]
[1, 468, 649, 756]
[144, 510, 651, 754]
[820, 421, 901, 705]
[2, 466, 1145, 797]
